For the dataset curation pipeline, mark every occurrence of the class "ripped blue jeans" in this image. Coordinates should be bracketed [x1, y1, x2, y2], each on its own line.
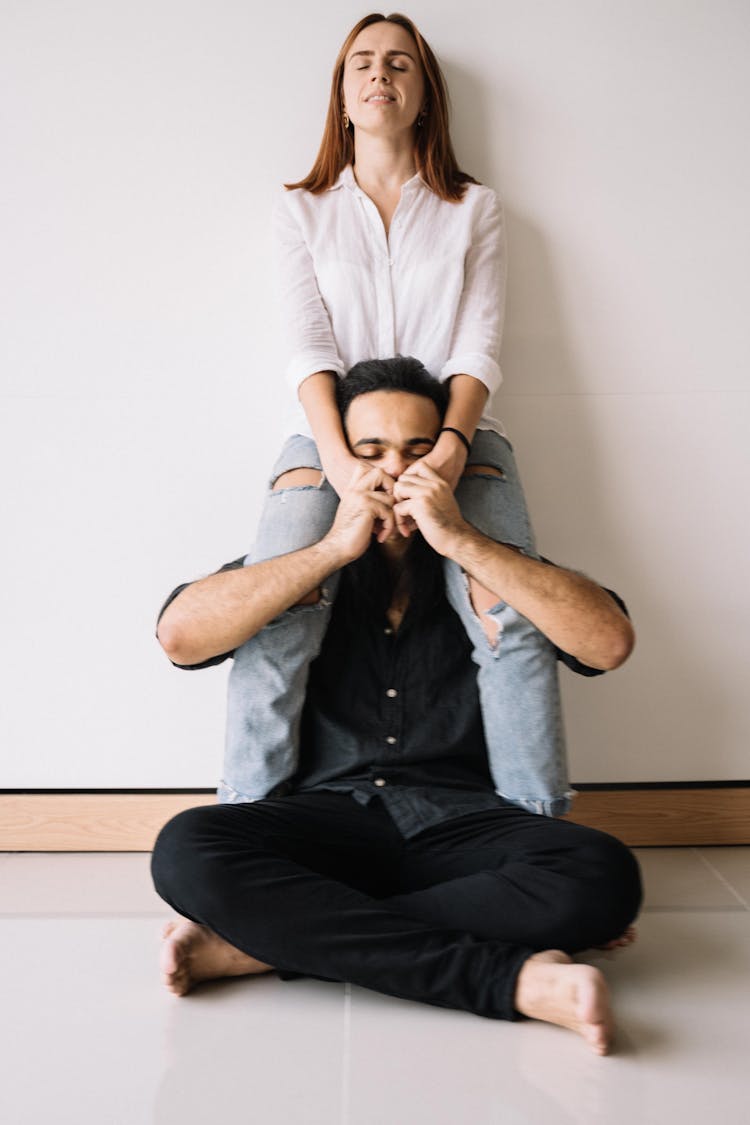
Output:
[221, 430, 572, 816]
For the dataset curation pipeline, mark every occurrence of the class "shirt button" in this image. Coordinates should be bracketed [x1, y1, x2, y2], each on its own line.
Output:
[374, 777, 387, 787]
[384, 627, 393, 635]
[386, 688, 398, 698]
[386, 736, 397, 745]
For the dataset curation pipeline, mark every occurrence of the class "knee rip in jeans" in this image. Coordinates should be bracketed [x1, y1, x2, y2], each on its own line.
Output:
[272, 468, 325, 490]
[460, 465, 516, 645]
[271, 467, 326, 605]
[470, 581, 502, 648]
[461, 463, 505, 480]
[457, 569, 503, 650]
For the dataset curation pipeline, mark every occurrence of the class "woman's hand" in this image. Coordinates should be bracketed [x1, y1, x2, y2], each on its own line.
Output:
[385, 431, 467, 538]
[324, 451, 378, 498]
[414, 430, 468, 493]
[420, 372, 487, 491]
[297, 372, 373, 499]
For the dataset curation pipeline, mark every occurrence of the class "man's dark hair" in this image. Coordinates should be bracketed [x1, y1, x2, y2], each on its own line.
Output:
[336, 356, 449, 423]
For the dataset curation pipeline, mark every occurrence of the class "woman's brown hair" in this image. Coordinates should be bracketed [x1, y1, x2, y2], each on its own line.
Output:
[284, 12, 477, 202]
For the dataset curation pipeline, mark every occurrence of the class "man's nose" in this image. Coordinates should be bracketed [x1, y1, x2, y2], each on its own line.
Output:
[382, 452, 408, 478]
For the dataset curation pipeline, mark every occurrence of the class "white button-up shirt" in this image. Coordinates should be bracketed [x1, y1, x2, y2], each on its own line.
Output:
[272, 165, 507, 437]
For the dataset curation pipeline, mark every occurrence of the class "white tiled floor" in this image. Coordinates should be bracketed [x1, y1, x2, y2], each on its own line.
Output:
[1, 847, 749, 1124]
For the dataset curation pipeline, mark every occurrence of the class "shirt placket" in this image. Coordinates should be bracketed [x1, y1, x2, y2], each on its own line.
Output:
[356, 192, 397, 358]
[384, 620, 404, 758]
[370, 620, 404, 791]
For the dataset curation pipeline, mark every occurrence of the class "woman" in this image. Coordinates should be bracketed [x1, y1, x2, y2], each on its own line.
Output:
[222, 13, 570, 815]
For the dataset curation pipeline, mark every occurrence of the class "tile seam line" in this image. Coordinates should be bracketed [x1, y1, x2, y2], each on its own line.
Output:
[693, 847, 750, 910]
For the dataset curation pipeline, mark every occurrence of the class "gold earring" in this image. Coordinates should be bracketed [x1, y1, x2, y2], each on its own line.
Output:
[342, 109, 350, 129]
[417, 109, 427, 127]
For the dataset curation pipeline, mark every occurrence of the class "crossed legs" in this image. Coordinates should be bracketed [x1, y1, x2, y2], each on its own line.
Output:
[151, 793, 641, 1054]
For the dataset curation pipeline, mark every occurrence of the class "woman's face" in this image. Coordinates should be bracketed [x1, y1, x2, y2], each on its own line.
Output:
[341, 21, 425, 139]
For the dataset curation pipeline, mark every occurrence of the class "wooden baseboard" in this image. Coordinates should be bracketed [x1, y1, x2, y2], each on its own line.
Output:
[0, 793, 215, 852]
[563, 787, 750, 846]
[0, 787, 748, 851]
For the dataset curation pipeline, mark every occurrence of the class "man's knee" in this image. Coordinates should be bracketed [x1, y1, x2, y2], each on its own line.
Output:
[603, 836, 643, 924]
[151, 806, 220, 892]
[569, 833, 643, 941]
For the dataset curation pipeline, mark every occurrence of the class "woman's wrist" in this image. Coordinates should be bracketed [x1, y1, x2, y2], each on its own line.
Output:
[423, 432, 468, 490]
[435, 428, 469, 458]
[438, 426, 472, 457]
[324, 443, 358, 467]
[321, 448, 361, 496]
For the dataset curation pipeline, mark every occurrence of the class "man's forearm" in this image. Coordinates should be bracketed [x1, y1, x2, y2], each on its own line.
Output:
[447, 524, 635, 670]
[159, 461, 402, 667]
[157, 537, 346, 667]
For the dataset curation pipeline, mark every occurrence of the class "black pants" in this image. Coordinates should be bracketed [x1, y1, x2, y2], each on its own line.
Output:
[151, 792, 642, 1021]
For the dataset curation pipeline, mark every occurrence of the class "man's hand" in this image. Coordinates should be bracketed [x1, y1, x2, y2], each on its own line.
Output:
[396, 429, 468, 535]
[325, 464, 398, 563]
[392, 461, 469, 555]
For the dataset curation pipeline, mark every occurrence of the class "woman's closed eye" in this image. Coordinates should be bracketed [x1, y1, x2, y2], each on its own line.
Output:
[355, 61, 408, 72]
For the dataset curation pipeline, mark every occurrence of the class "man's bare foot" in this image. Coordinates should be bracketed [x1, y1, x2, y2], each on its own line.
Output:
[160, 919, 274, 996]
[514, 950, 615, 1056]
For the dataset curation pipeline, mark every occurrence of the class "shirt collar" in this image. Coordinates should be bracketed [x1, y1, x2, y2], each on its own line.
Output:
[331, 164, 426, 196]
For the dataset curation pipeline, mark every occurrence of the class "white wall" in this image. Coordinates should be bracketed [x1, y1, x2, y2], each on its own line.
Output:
[2, 0, 748, 788]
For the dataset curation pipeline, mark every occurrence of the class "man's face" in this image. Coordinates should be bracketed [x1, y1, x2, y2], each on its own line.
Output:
[344, 389, 441, 481]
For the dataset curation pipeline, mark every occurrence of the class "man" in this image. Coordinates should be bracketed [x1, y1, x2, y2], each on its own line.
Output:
[152, 357, 641, 1055]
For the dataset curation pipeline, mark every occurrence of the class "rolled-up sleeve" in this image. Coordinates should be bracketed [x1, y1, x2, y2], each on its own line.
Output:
[439, 190, 506, 395]
[272, 193, 346, 393]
